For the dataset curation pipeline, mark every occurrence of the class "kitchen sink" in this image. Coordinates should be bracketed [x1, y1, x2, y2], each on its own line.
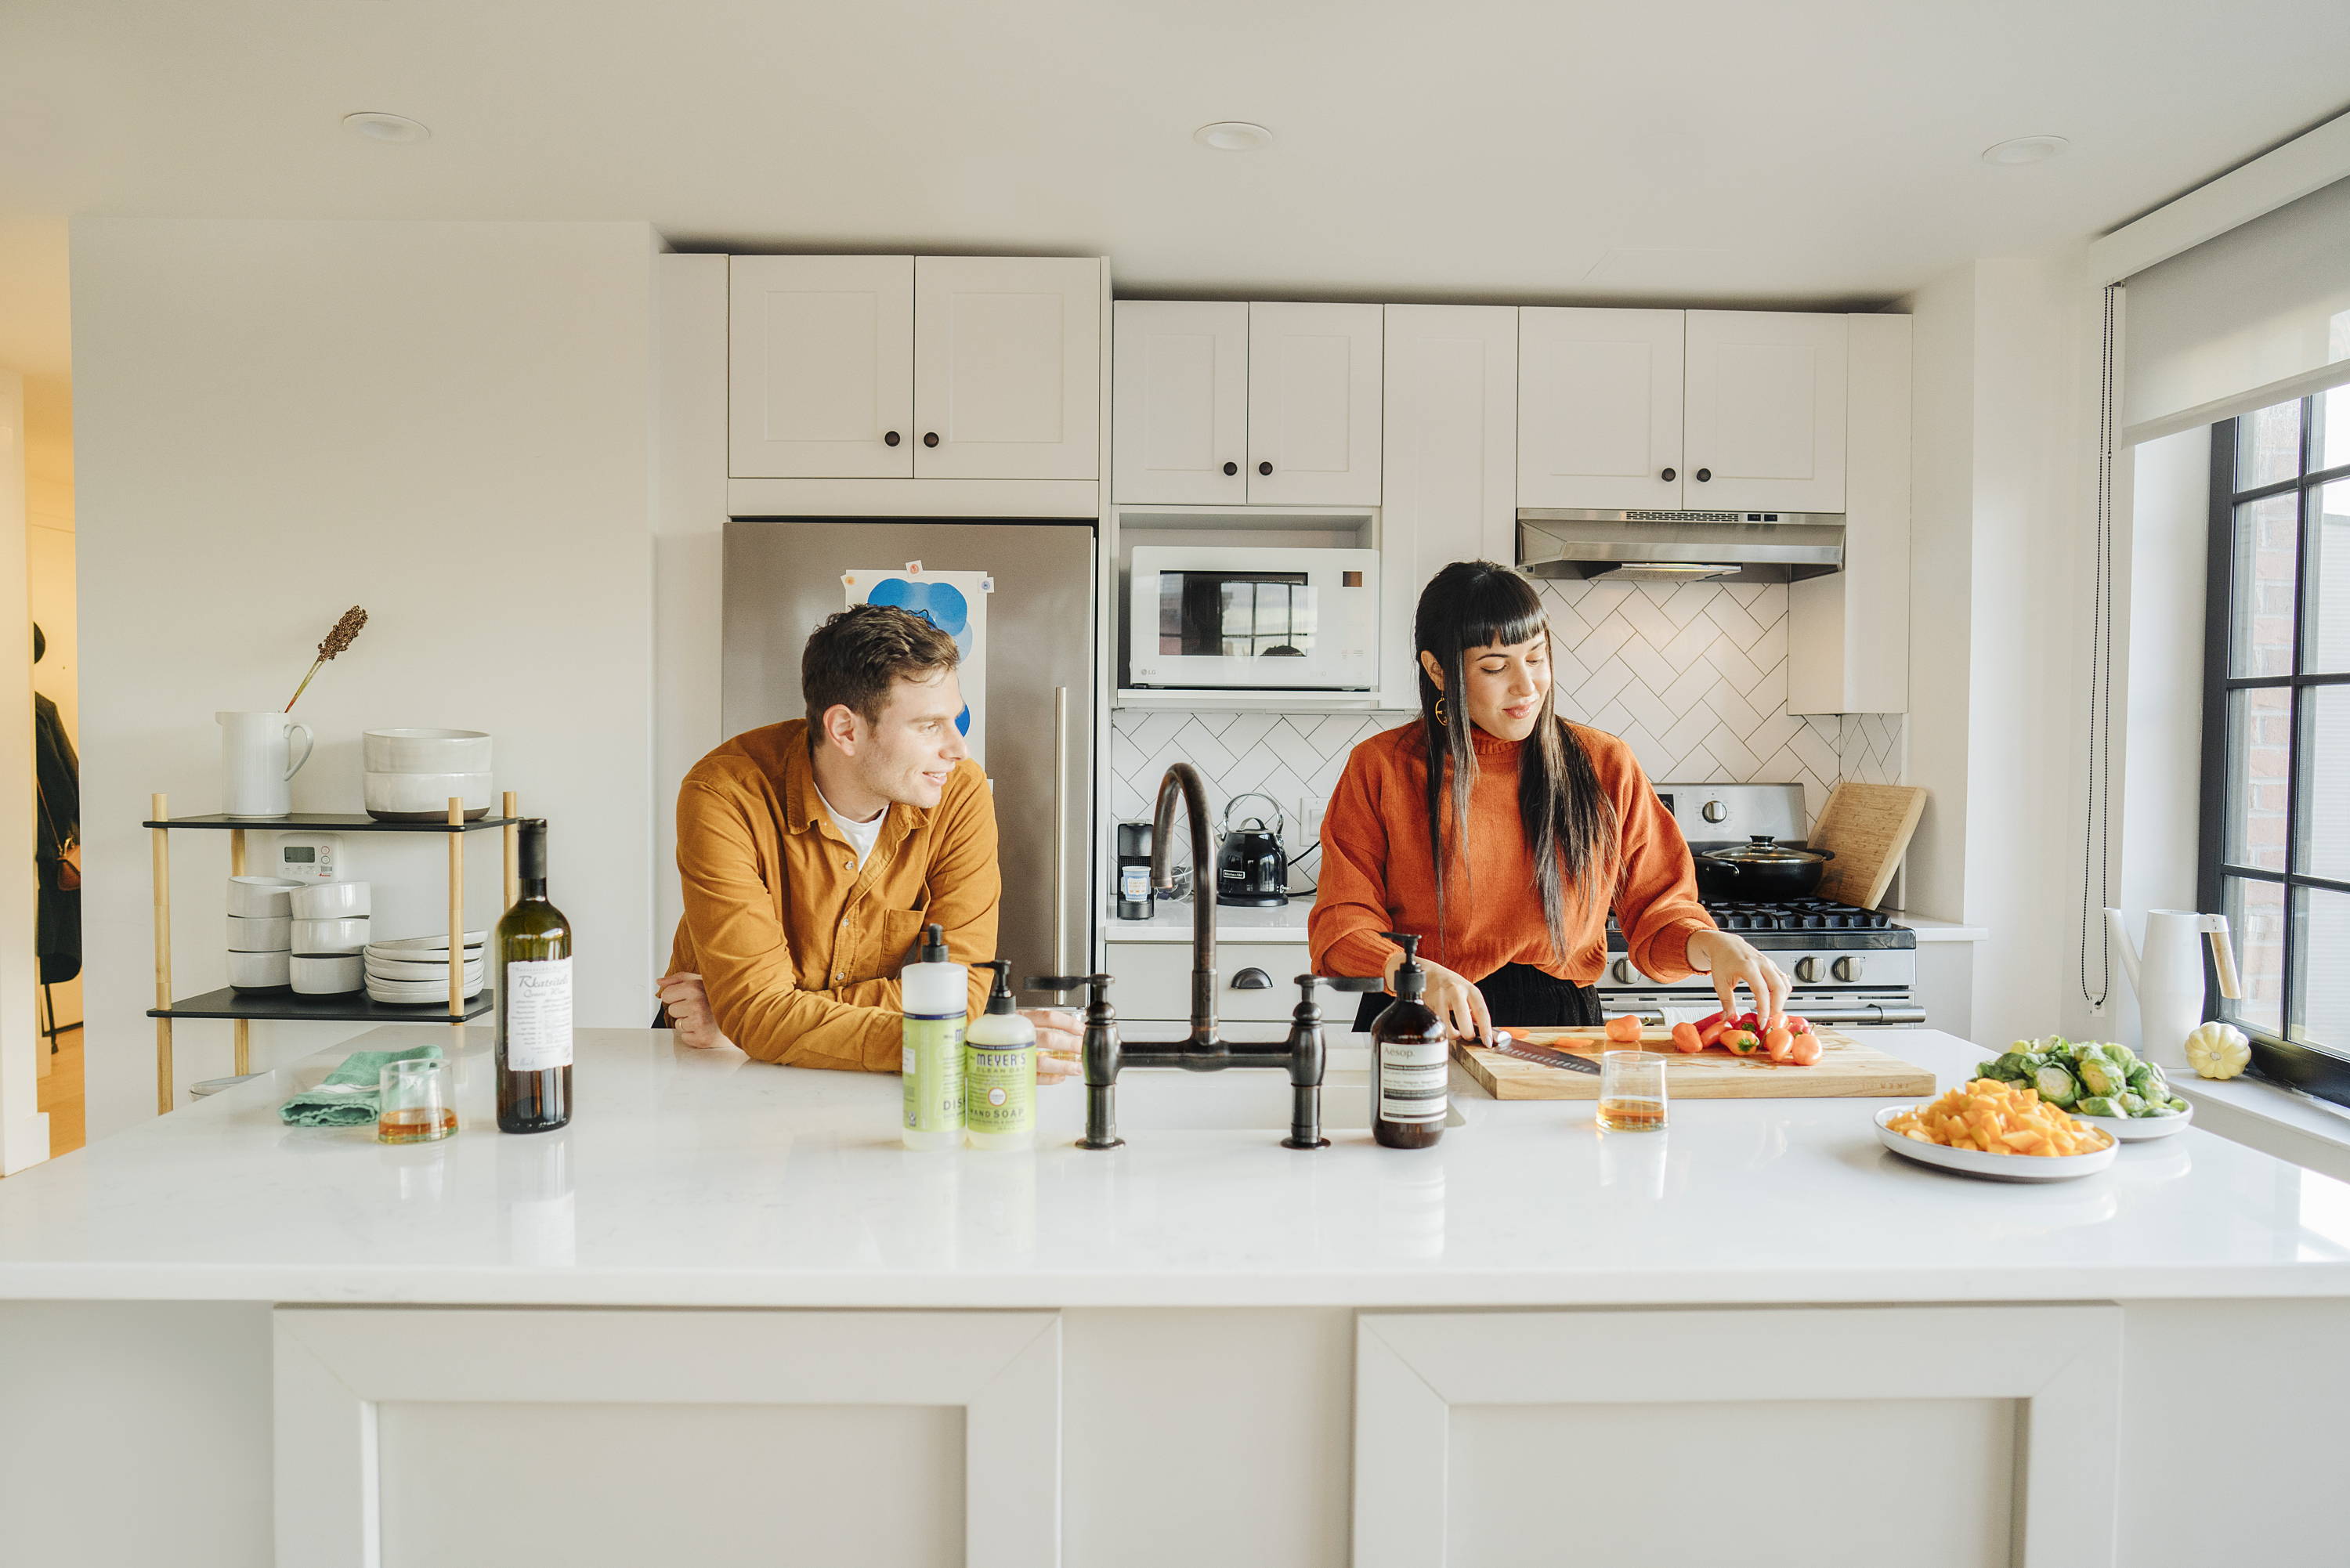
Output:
[1036, 1068, 1468, 1135]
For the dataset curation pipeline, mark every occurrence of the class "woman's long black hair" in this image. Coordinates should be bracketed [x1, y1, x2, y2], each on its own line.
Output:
[1417, 562, 1618, 963]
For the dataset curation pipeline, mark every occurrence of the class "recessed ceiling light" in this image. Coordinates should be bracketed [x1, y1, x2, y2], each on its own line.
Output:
[1980, 135, 2068, 167]
[342, 111, 432, 145]
[1195, 121, 1273, 153]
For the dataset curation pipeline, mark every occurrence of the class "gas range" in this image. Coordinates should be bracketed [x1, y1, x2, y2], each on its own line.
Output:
[1598, 782, 1925, 1028]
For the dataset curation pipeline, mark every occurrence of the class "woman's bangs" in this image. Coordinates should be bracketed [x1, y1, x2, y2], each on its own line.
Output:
[1453, 573, 1547, 654]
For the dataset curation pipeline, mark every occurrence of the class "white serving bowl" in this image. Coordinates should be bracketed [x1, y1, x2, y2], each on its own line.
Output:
[363, 728, 493, 775]
[364, 769, 493, 822]
[226, 949, 291, 991]
[1873, 1105, 2118, 1182]
[291, 916, 371, 954]
[226, 914, 292, 952]
[226, 876, 304, 917]
[2076, 1100, 2195, 1142]
[289, 881, 371, 919]
[290, 953, 363, 995]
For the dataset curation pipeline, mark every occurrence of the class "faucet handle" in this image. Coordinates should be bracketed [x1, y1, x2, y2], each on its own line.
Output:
[1322, 975, 1387, 993]
[1028, 973, 1116, 1021]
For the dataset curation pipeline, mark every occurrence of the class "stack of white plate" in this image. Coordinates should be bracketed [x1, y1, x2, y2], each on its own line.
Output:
[365, 931, 490, 1005]
[226, 876, 305, 991]
[364, 728, 494, 822]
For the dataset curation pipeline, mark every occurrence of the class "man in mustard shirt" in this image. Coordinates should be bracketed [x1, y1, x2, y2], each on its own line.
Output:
[655, 604, 1078, 1074]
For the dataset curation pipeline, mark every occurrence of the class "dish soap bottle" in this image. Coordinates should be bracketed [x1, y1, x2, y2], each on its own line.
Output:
[901, 923, 967, 1151]
[1371, 931, 1447, 1149]
[964, 960, 1037, 1151]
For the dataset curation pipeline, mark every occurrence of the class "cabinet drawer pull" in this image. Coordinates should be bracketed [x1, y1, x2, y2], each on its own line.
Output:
[1660, 467, 1676, 482]
[1223, 461, 1238, 476]
[1230, 966, 1274, 991]
[1694, 468, 1712, 482]
[1257, 461, 1272, 476]
[923, 432, 940, 448]
[884, 431, 901, 447]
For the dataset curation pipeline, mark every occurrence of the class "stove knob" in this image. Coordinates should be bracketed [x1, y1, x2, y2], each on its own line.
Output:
[1831, 956, 1860, 984]
[1794, 956, 1820, 984]
[1610, 959, 1636, 985]
[1701, 801, 1728, 824]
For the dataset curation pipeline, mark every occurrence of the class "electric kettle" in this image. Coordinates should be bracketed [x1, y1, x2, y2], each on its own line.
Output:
[1215, 792, 1290, 908]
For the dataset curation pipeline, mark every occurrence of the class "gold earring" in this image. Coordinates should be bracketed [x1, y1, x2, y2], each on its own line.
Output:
[1434, 696, 1449, 724]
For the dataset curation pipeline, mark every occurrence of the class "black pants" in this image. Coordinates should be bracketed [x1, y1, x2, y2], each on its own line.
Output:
[1352, 960, 1602, 1033]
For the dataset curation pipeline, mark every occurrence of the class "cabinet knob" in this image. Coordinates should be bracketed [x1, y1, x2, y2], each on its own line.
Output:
[1661, 467, 1676, 482]
[1258, 461, 1273, 476]
[923, 432, 940, 448]
[884, 431, 901, 447]
[1223, 461, 1238, 476]
[1694, 468, 1712, 482]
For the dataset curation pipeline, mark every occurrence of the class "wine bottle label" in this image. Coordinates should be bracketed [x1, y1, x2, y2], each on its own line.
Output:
[1379, 1037, 1448, 1123]
[902, 1015, 967, 1133]
[965, 1043, 1036, 1137]
[504, 958, 573, 1073]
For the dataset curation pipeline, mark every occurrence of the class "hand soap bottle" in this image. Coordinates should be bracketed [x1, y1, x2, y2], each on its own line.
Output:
[964, 960, 1037, 1151]
[901, 923, 967, 1151]
[1371, 932, 1448, 1149]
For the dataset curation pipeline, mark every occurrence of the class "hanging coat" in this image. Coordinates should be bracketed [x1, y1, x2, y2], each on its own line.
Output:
[34, 692, 79, 985]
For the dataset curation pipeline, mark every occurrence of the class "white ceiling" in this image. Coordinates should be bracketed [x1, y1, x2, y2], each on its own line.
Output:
[1, 0, 2347, 309]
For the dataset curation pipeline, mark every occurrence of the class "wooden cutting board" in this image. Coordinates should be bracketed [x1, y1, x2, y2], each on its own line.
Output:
[1454, 1026, 1934, 1101]
[1808, 782, 1929, 910]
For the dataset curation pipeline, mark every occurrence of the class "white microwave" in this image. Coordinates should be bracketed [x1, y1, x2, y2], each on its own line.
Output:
[1126, 546, 1379, 690]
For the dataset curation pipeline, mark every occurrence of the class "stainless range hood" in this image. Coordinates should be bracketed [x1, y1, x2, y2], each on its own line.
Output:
[1517, 509, 1844, 584]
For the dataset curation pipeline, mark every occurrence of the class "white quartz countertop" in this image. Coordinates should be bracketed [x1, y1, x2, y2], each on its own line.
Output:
[1101, 900, 1310, 942]
[2, 1027, 2345, 1310]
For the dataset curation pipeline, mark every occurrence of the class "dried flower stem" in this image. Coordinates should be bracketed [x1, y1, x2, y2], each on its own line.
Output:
[284, 605, 369, 712]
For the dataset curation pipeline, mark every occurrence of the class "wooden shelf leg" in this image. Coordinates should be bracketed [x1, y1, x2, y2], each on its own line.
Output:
[151, 791, 173, 1114]
[502, 790, 519, 912]
[230, 829, 250, 1077]
[448, 798, 465, 1048]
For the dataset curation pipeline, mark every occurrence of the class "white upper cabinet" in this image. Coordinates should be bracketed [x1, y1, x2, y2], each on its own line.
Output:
[1381, 305, 1517, 705]
[729, 255, 1099, 482]
[1517, 308, 1684, 511]
[1246, 302, 1383, 506]
[912, 257, 1100, 481]
[1681, 311, 1847, 512]
[1113, 301, 1249, 504]
[729, 256, 913, 479]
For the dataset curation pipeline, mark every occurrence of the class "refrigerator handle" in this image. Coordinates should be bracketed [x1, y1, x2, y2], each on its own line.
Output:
[1054, 685, 1070, 978]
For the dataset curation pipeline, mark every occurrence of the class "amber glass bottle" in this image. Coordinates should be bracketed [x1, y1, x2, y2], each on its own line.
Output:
[1370, 932, 1447, 1149]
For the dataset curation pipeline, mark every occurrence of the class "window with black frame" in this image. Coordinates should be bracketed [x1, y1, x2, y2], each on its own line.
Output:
[2204, 391, 2350, 1104]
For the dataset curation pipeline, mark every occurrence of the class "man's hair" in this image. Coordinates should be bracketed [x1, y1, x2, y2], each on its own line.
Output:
[802, 603, 961, 733]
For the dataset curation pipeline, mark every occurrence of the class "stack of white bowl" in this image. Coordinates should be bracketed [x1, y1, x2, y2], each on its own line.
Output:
[365, 728, 493, 822]
[227, 876, 305, 991]
[289, 882, 371, 995]
[366, 931, 489, 1006]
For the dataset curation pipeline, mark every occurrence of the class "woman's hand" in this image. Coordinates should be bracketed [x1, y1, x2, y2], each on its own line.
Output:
[1388, 948, 1492, 1042]
[1685, 930, 1791, 1024]
[1023, 1008, 1083, 1084]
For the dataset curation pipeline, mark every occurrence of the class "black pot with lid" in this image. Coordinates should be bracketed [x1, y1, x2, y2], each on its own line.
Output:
[1694, 834, 1836, 901]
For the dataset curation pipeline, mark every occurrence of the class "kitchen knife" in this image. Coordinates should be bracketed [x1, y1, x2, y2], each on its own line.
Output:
[1477, 1035, 1602, 1075]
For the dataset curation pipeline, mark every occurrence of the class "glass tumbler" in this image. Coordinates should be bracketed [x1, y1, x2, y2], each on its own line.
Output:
[1597, 1050, 1668, 1132]
[378, 1058, 457, 1144]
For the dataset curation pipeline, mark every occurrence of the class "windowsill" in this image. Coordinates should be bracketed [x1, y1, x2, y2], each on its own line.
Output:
[2171, 1068, 2350, 1183]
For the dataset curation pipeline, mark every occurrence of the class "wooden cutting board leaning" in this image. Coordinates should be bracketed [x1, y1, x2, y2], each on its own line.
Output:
[1453, 1026, 1935, 1101]
[1806, 782, 1929, 909]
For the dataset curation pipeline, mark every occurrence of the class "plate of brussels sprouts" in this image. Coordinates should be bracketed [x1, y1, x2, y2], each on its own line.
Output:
[1973, 1038, 2193, 1142]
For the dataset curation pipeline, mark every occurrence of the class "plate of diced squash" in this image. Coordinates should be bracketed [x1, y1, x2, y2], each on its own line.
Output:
[1875, 1078, 2118, 1182]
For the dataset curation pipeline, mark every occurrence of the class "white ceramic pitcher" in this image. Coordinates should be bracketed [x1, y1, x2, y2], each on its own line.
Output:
[2105, 907, 2243, 1066]
[217, 710, 315, 818]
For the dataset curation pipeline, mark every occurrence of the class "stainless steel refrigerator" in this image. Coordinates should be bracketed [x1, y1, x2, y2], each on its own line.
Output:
[721, 518, 1096, 983]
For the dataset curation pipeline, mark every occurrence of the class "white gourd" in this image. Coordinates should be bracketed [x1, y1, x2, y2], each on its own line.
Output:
[2184, 1022, 2251, 1081]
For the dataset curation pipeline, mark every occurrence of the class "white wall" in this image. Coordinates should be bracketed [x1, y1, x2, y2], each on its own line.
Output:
[73, 218, 662, 1137]
[1903, 255, 2099, 1049]
[0, 369, 45, 1173]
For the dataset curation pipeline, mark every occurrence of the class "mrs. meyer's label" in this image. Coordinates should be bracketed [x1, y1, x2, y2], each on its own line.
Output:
[504, 958, 574, 1072]
[1378, 1037, 1449, 1123]
[902, 1013, 967, 1133]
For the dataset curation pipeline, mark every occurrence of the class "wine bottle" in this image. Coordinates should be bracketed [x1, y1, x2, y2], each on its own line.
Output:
[1370, 931, 1446, 1149]
[494, 818, 572, 1133]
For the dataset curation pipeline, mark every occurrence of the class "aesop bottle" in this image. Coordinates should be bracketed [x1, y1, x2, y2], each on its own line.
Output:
[494, 818, 572, 1133]
[1370, 932, 1447, 1149]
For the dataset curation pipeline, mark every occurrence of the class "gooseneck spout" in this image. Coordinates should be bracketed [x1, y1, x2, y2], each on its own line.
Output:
[1151, 762, 1220, 1057]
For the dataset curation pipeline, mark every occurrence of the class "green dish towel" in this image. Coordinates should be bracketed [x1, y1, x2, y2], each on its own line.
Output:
[278, 1042, 445, 1128]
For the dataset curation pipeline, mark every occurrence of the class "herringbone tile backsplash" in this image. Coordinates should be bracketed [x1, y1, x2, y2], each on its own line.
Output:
[1109, 580, 1906, 894]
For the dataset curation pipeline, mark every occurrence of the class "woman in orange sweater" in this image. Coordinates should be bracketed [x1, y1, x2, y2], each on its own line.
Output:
[1310, 561, 1789, 1039]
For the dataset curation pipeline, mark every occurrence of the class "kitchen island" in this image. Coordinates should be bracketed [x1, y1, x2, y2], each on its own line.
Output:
[2, 1026, 2345, 1567]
